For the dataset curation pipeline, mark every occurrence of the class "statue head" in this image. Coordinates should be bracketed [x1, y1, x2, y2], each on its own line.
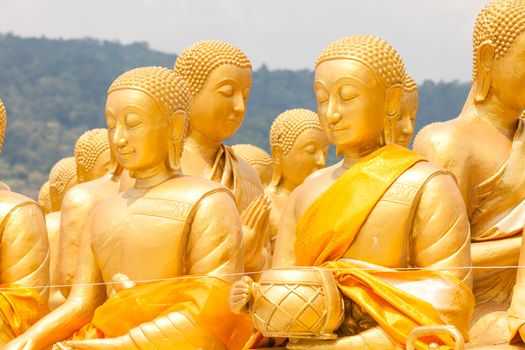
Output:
[0, 98, 6, 153]
[269, 108, 329, 190]
[395, 75, 419, 147]
[38, 180, 51, 215]
[49, 157, 77, 212]
[174, 40, 252, 143]
[314, 35, 405, 155]
[472, 0, 525, 110]
[74, 128, 112, 183]
[231, 144, 273, 186]
[106, 66, 190, 178]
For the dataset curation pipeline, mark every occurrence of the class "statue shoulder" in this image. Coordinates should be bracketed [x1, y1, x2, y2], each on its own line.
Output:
[62, 176, 118, 210]
[413, 119, 472, 162]
[0, 190, 40, 217]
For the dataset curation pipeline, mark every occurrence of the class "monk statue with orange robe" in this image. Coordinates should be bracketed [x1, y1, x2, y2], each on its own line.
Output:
[414, 0, 525, 346]
[265, 108, 328, 253]
[231, 35, 474, 350]
[0, 98, 49, 346]
[4, 67, 251, 350]
[175, 40, 270, 272]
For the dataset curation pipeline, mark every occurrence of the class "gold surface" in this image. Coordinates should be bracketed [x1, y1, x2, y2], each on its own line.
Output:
[231, 144, 273, 187]
[74, 128, 112, 183]
[265, 108, 328, 253]
[413, 0, 525, 345]
[231, 35, 473, 350]
[4, 66, 245, 349]
[175, 40, 270, 273]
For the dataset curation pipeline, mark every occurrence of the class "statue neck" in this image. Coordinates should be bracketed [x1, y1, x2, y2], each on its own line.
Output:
[468, 85, 521, 139]
[185, 130, 223, 164]
[132, 163, 178, 190]
[340, 139, 382, 169]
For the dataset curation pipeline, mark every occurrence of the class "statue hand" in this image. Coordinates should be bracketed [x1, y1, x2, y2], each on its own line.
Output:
[229, 276, 254, 314]
[63, 335, 135, 350]
[241, 195, 271, 268]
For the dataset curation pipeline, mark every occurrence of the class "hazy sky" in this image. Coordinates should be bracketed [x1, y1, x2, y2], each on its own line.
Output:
[0, 0, 489, 82]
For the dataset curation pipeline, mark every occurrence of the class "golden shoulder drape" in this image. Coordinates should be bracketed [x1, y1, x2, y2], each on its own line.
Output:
[294, 145, 472, 349]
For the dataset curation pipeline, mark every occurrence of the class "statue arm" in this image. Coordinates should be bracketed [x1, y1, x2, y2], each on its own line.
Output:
[5, 213, 106, 350]
[0, 202, 49, 298]
[58, 188, 95, 298]
[508, 230, 525, 342]
[186, 189, 244, 282]
[272, 189, 299, 267]
[410, 173, 472, 285]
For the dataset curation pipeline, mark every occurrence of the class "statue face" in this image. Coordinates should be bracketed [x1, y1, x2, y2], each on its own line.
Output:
[281, 128, 329, 187]
[491, 32, 525, 111]
[314, 59, 386, 153]
[395, 90, 418, 147]
[253, 164, 273, 187]
[105, 89, 170, 176]
[189, 64, 251, 142]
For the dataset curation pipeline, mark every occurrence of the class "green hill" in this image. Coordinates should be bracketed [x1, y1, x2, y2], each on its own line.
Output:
[0, 34, 470, 197]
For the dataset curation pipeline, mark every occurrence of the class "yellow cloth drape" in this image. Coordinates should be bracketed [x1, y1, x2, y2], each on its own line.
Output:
[77, 277, 252, 350]
[295, 144, 424, 266]
[294, 145, 469, 349]
[0, 284, 48, 340]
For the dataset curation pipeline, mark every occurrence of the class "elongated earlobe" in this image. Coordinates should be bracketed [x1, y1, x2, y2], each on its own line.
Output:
[475, 41, 495, 103]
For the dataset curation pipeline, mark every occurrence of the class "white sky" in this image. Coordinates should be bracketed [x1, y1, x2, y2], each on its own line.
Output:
[0, 0, 489, 82]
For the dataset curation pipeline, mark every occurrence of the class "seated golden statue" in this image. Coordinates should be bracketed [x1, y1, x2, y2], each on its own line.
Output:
[231, 35, 474, 350]
[4, 67, 251, 350]
[45, 157, 78, 308]
[57, 146, 125, 303]
[46, 156, 81, 310]
[175, 40, 270, 272]
[38, 180, 51, 214]
[0, 98, 49, 346]
[265, 108, 328, 253]
[231, 144, 273, 187]
[74, 128, 112, 183]
[413, 1, 525, 345]
[395, 74, 418, 147]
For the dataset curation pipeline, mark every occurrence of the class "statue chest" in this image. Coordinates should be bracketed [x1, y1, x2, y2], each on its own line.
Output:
[91, 196, 195, 285]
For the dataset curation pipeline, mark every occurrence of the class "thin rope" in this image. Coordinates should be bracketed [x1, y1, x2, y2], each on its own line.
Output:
[2, 264, 525, 291]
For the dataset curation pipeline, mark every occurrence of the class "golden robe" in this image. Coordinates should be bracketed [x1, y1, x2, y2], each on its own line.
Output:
[208, 145, 263, 212]
[74, 277, 252, 350]
[0, 191, 49, 346]
[294, 145, 474, 349]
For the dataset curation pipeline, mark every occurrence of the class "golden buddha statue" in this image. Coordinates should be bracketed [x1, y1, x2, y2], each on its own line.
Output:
[38, 180, 51, 214]
[265, 108, 328, 253]
[0, 98, 49, 346]
[413, 0, 525, 345]
[175, 40, 270, 272]
[395, 74, 418, 147]
[57, 127, 125, 303]
[231, 35, 474, 350]
[74, 128, 112, 183]
[231, 144, 273, 187]
[5, 66, 251, 350]
[46, 157, 79, 309]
